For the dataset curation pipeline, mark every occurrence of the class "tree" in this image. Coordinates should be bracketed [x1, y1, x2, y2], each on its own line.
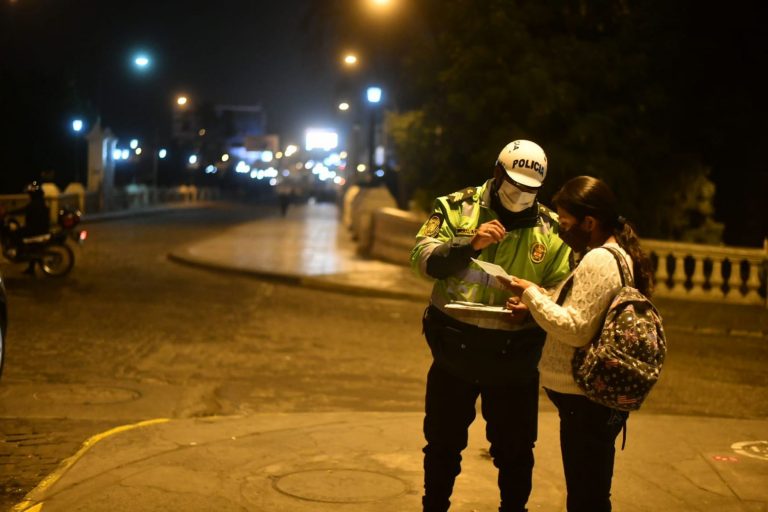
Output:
[309, 0, 766, 243]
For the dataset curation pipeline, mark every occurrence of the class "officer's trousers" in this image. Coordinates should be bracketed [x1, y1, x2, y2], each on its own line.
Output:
[422, 362, 538, 512]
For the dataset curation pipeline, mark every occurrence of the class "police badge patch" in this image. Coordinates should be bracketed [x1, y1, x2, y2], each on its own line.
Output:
[530, 242, 546, 263]
[424, 213, 444, 238]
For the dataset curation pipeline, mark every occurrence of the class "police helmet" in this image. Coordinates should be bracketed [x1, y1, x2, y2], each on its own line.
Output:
[496, 140, 548, 188]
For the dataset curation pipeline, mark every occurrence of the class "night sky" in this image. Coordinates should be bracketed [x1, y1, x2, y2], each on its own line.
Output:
[3, 0, 335, 144]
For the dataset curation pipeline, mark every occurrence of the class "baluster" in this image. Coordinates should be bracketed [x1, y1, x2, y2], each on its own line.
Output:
[710, 259, 724, 300]
[654, 252, 673, 298]
[669, 253, 688, 297]
[743, 260, 763, 305]
[689, 255, 707, 299]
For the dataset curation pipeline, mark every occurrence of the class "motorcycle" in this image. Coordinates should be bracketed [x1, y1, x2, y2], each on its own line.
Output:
[0, 206, 87, 277]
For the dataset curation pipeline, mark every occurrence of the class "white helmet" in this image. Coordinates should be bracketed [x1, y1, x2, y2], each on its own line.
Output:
[496, 139, 547, 188]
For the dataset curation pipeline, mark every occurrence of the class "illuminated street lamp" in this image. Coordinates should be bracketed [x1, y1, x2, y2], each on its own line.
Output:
[366, 86, 382, 104]
[338, 102, 350, 111]
[71, 118, 86, 183]
[133, 52, 151, 72]
[176, 95, 189, 107]
[343, 53, 358, 67]
[366, 86, 383, 175]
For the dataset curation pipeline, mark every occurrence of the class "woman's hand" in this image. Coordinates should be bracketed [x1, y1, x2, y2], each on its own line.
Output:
[504, 295, 530, 324]
[496, 275, 536, 295]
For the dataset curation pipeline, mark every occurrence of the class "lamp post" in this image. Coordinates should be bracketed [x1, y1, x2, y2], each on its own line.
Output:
[71, 118, 86, 183]
[366, 86, 382, 177]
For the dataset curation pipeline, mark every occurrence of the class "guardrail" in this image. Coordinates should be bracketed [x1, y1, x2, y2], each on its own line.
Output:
[362, 205, 768, 307]
[0, 184, 220, 223]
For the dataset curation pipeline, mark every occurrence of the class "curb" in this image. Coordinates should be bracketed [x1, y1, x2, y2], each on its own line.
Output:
[166, 251, 428, 302]
[12, 418, 170, 512]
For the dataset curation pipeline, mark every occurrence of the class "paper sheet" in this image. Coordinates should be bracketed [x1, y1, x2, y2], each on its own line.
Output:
[470, 258, 513, 281]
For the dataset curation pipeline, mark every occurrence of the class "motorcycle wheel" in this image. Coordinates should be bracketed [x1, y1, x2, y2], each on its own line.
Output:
[39, 244, 75, 277]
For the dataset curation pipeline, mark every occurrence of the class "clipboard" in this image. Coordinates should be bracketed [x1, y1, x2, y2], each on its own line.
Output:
[444, 301, 512, 314]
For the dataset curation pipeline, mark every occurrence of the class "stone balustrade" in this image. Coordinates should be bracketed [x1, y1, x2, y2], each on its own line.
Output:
[645, 240, 766, 306]
[362, 204, 768, 307]
[0, 183, 220, 221]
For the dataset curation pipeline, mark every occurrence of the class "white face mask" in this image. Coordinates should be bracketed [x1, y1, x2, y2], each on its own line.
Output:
[497, 181, 537, 212]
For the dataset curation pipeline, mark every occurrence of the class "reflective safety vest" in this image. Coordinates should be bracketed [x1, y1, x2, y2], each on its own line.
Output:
[411, 179, 572, 331]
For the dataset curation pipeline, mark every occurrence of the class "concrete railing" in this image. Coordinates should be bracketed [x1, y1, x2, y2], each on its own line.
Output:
[0, 184, 220, 222]
[363, 206, 768, 307]
[645, 240, 766, 306]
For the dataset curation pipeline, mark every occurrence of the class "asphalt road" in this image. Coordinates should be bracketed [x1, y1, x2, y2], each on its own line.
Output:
[0, 201, 765, 510]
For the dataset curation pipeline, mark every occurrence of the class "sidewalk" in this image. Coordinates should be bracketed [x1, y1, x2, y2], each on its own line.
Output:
[13, 201, 768, 512]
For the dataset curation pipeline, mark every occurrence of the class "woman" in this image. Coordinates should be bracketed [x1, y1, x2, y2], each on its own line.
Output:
[498, 175, 653, 512]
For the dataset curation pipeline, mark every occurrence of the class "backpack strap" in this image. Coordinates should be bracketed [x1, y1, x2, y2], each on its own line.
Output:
[601, 246, 634, 287]
[554, 245, 632, 306]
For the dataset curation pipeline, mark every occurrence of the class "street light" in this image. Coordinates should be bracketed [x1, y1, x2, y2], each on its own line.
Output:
[133, 53, 151, 71]
[366, 86, 383, 176]
[71, 118, 86, 183]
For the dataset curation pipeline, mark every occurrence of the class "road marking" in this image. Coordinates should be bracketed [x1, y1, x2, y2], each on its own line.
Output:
[12, 418, 170, 512]
[731, 440, 768, 461]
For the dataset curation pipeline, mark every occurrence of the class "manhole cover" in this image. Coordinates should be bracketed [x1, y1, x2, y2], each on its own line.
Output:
[732, 440, 768, 461]
[32, 385, 141, 405]
[273, 468, 408, 503]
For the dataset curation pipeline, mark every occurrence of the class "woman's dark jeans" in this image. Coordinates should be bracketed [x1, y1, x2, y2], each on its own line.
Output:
[545, 388, 629, 512]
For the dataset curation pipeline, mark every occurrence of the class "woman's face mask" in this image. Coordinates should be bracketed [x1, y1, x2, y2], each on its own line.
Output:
[497, 181, 537, 212]
[559, 221, 591, 254]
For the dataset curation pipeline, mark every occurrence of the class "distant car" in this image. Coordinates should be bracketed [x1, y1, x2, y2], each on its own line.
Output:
[0, 272, 6, 379]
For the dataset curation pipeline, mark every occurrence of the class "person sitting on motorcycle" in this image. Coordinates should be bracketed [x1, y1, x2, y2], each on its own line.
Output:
[7, 182, 50, 274]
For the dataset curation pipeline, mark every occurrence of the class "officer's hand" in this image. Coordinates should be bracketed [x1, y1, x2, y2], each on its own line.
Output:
[505, 296, 530, 324]
[471, 220, 506, 250]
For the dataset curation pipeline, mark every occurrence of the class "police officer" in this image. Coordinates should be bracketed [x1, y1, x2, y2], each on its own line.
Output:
[411, 140, 571, 512]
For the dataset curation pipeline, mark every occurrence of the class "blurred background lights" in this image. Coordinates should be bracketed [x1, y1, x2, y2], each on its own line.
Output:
[188, 155, 198, 165]
[130, 139, 139, 149]
[284, 144, 298, 157]
[305, 128, 338, 151]
[158, 148, 167, 159]
[71, 119, 84, 132]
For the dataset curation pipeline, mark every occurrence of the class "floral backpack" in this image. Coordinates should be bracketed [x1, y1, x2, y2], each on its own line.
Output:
[559, 246, 667, 412]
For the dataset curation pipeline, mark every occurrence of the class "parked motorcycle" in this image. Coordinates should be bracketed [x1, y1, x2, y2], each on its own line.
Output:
[0, 206, 87, 277]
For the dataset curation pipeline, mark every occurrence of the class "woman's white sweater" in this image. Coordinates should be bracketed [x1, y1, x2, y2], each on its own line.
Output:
[521, 242, 633, 395]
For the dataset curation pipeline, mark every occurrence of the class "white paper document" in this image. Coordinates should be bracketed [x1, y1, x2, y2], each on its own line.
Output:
[471, 258, 513, 281]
